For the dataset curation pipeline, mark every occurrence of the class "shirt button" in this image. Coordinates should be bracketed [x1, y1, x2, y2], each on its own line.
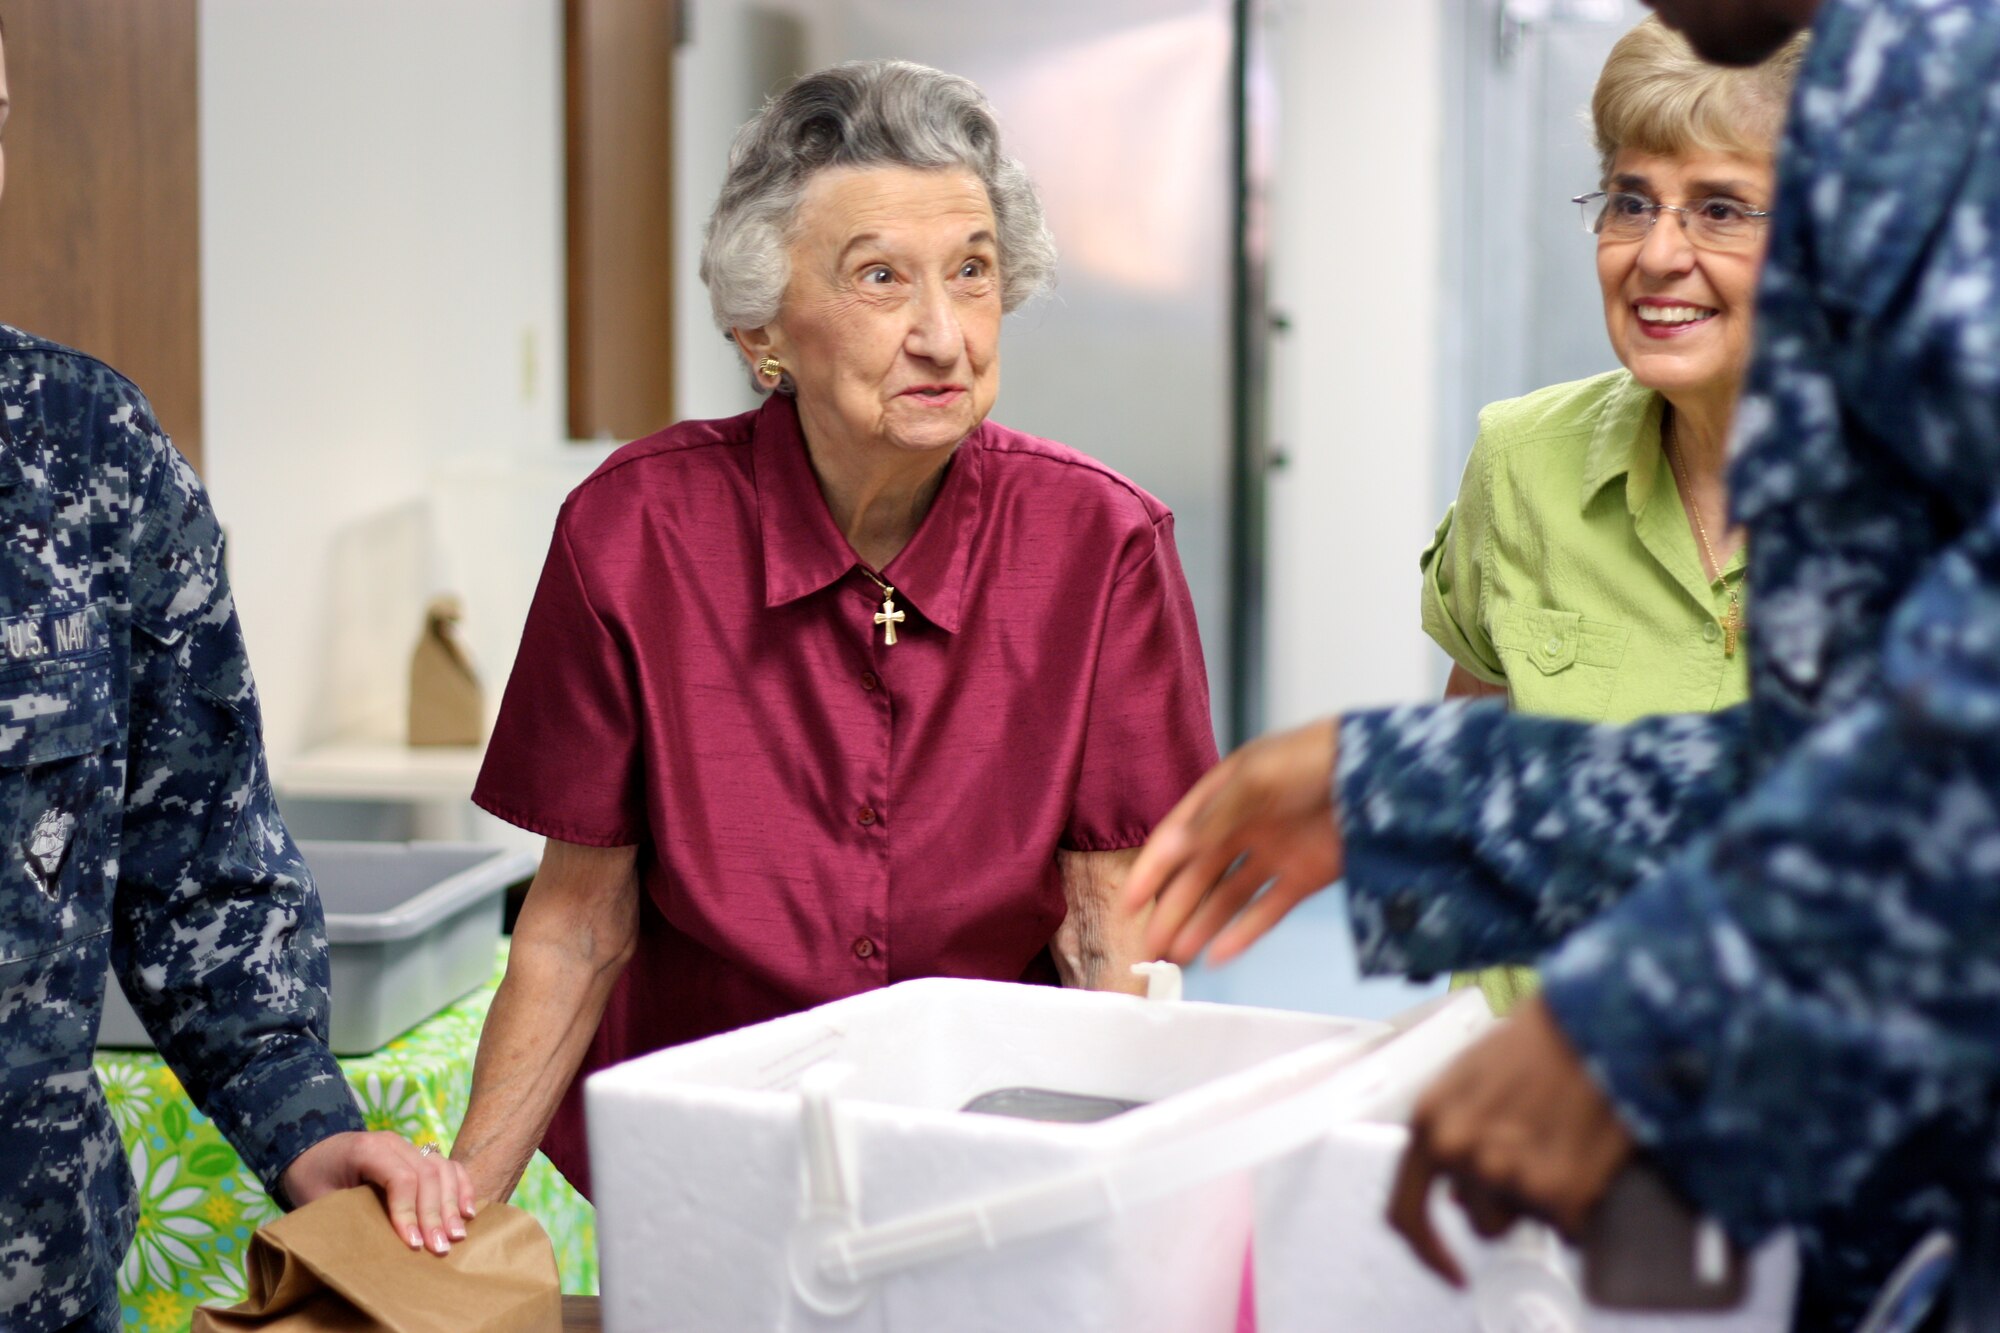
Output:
[856, 805, 878, 826]
[861, 671, 880, 691]
[853, 936, 877, 959]
[1543, 636, 1562, 655]
[1703, 623, 1721, 643]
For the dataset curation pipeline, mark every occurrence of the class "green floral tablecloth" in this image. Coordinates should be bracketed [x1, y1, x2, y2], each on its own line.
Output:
[94, 941, 597, 1332]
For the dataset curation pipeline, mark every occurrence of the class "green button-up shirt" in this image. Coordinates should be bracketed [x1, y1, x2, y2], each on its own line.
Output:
[1422, 368, 1750, 724]
[1421, 369, 1749, 1016]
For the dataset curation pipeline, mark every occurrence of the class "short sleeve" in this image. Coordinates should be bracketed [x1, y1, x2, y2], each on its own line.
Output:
[472, 509, 645, 846]
[1419, 435, 1507, 684]
[1062, 513, 1220, 851]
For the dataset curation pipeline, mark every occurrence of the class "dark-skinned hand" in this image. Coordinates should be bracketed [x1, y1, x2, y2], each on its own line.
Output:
[1387, 996, 1638, 1285]
[1121, 718, 1344, 966]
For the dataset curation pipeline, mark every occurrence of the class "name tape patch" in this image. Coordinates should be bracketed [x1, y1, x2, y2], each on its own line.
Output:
[0, 603, 108, 666]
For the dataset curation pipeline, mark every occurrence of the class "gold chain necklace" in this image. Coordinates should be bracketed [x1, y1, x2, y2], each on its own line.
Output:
[1664, 409, 1745, 659]
[858, 567, 906, 646]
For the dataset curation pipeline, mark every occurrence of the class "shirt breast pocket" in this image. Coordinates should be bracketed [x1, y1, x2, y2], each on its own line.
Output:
[0, 612, 118, 970]
[1495, 607, 1629, 722]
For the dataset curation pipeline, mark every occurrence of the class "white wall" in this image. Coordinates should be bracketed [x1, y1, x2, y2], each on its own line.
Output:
[672, 1, 786, 422]
[1265, 0, 1448, 728]
[1198, 0, 1450, 1020]
[200, 0, 577, 763]
[202, 0, 777, 772]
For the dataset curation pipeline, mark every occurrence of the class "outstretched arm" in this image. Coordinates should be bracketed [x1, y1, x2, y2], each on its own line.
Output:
[1125, 702, 1754, 973]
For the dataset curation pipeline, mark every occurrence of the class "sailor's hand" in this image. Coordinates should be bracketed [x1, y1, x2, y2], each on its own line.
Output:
[1123, 718, 1344, 966]
[1387, 998, 1636, 1285]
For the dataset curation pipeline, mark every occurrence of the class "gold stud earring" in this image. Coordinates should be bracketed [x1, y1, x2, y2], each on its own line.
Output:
[758, 356, 784, 380]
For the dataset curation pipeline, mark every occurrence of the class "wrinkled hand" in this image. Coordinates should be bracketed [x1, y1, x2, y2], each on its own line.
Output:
[1388, 997, 1636, 1286]
[1122, 718, 1343, 966]
[280, 1130, 479, 1256]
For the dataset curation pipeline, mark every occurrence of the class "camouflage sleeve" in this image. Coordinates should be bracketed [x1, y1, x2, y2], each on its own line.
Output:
[1535, 503, 2000, 1241]
[1336, 700, 1756, 976]
[111, 404, 363, 1199]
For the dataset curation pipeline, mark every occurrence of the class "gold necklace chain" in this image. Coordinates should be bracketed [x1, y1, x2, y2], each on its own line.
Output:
[1663, 410, 1727, 583]
[1664, 409, 1746, 658]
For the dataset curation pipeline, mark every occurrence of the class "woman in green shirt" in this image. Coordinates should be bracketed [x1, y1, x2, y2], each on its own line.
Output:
[1424, 17, 1806, 1015]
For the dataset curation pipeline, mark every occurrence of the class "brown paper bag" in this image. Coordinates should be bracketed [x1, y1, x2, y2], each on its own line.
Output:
[408, 595, 485, 747]
[191, 1186, 561, 1333]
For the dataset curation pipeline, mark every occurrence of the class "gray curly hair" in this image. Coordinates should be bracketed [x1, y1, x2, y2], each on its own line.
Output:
[700, 60, 1057, 375]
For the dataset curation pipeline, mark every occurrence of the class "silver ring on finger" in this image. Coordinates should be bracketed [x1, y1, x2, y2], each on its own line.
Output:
[418, 1142, 441, 1158]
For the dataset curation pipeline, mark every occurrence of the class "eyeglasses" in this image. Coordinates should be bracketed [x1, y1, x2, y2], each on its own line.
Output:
[1572, 190, 1772, 252]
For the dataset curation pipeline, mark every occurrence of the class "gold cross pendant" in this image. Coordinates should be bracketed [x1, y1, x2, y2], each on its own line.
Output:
[873, 590, 906, 646]
[1721, 590, 1744, 659]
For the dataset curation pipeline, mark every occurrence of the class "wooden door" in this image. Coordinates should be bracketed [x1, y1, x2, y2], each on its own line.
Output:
[0, 1, 203, 467]
[566, 0, 677, 442]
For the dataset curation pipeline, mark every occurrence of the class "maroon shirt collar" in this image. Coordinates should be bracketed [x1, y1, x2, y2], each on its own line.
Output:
[753, 394, 983, 634]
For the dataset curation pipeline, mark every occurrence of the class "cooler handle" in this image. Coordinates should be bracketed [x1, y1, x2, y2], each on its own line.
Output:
[799, 989, 1493, 1295]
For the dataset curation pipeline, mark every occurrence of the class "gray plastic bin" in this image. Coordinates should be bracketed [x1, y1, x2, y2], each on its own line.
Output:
[96, 840, 537, 1056]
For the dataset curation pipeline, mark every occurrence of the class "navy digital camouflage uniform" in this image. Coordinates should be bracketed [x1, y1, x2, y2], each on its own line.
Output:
[0, 328, 364, 1332]
[1334, 0, 2000, 1326]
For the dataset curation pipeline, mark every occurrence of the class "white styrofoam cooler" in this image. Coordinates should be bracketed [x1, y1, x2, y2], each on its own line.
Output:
[1254, 1121, 1798, 1333]
[586, 978, 1798, 1333]
[588, 977, 1405, 1331]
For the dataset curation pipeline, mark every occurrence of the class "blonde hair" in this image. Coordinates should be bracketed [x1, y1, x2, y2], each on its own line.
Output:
[1590, 16, 1808, 180]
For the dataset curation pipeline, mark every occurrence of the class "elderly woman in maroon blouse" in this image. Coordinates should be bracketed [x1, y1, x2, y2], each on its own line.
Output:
[449, 60, 1217, 1203]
